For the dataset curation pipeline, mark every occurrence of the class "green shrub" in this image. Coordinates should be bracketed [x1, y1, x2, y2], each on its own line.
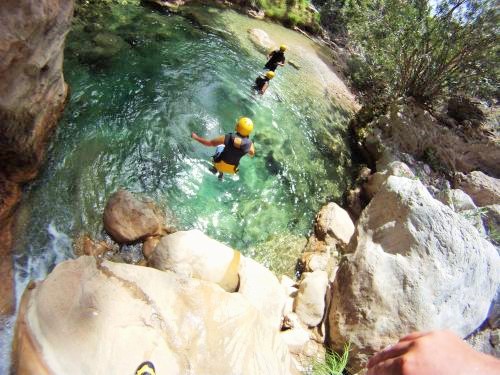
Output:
[321, 0, 499, 106]
[310, 343, 350, 375]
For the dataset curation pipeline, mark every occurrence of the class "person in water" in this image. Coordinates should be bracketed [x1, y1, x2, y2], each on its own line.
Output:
[265, 45, 287, 72]
[191, 117, 255, 180]
[253, 71, 275, 95]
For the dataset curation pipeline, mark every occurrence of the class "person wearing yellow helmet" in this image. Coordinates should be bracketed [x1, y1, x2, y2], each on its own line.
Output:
[191, 117, 255, 180]
[253, 70, 275, 95]
[264, 44, 287, 72]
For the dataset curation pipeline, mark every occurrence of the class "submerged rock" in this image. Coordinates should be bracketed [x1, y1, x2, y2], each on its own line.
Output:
[12, 256, 295, 375]
[103, 190, 164, 243]
[329, 176, 500, 371]
[247, 28, 275, 54]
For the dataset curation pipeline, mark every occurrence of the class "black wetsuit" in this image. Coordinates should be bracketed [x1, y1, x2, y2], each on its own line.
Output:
[254, 76, 269, 91]
[215, 133, 253, 170]
[264, 50, 285, 71]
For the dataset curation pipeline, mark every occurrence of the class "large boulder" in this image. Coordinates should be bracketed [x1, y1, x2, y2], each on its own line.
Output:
[12, 256, 295, 375]
[150, 230, 286, 329]
[103, 190, 164, 243]
[329, 176, 500, 371]
[453, 171, 500, 207]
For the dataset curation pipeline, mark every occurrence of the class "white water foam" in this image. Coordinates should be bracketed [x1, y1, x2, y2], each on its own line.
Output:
[0, 222, 74, 374]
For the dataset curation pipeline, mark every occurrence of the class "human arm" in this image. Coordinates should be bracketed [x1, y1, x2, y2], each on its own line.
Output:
[366, 330, 500, 375]
[248, 143, 255, 157]
[191, 133, 225, 147]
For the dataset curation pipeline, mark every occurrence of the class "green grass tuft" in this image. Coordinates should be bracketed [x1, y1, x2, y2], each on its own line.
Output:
[309, 343, 350, 375]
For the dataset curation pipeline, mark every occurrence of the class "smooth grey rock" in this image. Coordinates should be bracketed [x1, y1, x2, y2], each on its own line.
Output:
[329, 176, 500, 371]
[437, 188, 477, 212]
[314, 203, 355, 248]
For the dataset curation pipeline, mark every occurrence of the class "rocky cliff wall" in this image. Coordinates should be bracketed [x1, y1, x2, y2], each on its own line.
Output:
[0, 0, 74, 315]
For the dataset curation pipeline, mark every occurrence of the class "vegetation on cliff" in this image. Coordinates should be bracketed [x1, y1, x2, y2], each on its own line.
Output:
[318, 0, 498, 107]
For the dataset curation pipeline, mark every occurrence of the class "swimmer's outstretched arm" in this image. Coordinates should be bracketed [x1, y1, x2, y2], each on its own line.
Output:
[191, 133, 225, 147]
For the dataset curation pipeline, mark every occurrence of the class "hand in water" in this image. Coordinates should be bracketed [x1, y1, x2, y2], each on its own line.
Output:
[191, 132, 198, 139]
[367, 330, 500, 375]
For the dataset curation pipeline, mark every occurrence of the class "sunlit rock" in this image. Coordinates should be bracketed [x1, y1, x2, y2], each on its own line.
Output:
[12, 256, 295, 375]
[329, 176, 500, 371]
[437, 188, 476, 212]
[294, 271, 328, 328]
[150, 229, 240, 292]
[314, 203, 354, 249]
[150, 229, 287, 329]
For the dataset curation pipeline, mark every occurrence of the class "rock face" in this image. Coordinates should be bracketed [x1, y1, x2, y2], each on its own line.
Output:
[247, 28, 275, 54]
[103, 190, 164, 243]
[12, 256, 295, 375]
[329, 176, 500, 371]
[314, 203, 355, 249]
[293, 271, 328, 328]
[150, 230, 286, 329]
[0, 0, 73, 315]
[364, 100, 500, 176]
[150, 230, 240, 292]
[437, 188, 476, 212]
[453, 171, 500, 207]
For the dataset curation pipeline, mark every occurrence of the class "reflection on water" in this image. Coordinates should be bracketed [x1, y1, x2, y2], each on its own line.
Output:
[13, 3, 353, 294]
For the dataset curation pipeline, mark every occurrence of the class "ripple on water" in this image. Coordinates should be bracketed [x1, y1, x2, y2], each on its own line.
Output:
[13, 1, 354, 296]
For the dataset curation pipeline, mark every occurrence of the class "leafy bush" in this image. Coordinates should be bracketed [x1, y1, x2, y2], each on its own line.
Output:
[321, 0, 499, 106]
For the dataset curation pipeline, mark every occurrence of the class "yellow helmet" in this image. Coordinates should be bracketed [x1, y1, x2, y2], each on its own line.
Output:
[280, 44, 287, 51]
[235, 117, 254, 136]
[265, 71, 275, 79]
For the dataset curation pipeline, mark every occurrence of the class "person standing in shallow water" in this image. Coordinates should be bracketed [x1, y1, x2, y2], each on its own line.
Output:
[191, 117, 255, 180]
[253, 71, 275, 95]
[265, 45, 287, 72]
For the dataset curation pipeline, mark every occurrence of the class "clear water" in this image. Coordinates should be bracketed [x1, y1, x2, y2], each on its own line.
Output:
[13, 3, 353, 292]
[2, 4, 355, 371]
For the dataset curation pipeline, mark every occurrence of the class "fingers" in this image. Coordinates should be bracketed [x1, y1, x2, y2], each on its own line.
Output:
[367, 341, 413, 368]
[398, 331, 430, 342]
[367, 356, 404, 375]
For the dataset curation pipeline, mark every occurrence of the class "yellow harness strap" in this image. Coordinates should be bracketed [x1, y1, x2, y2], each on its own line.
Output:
[136, 364, 155, 375]
[214, 160, 237, 174]
[233, 137, 242, 149]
